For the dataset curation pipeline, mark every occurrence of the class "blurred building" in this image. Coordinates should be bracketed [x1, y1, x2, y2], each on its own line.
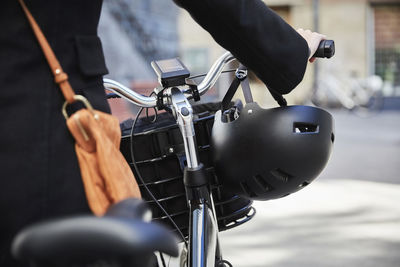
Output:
[99, 0, 179, 85]
[99, 0, 399, 106]
[178, 0, 400, 104]
[98, 0, 180, 120]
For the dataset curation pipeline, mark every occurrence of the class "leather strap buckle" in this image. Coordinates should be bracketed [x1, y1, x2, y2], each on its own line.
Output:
[62, 95, 98, 120]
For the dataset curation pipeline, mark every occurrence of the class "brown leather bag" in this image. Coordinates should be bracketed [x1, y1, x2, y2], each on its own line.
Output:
[18, 0, 141, 216]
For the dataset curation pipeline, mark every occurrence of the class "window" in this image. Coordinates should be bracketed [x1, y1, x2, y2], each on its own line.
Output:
[373, 4, 400, 93]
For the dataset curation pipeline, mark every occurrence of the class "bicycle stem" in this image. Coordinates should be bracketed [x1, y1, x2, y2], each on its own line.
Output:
[170, 87, 199, 169]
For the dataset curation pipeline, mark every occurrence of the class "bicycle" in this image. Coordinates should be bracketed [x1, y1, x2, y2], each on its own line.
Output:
[310, 71, 384, 117]
[11, 40, 335, 267]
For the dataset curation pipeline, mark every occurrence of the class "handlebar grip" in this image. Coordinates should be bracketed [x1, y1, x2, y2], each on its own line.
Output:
[312, 40, 335, 58]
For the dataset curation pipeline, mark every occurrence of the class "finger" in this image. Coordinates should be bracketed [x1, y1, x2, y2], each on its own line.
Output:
[309, 57, 316, 63]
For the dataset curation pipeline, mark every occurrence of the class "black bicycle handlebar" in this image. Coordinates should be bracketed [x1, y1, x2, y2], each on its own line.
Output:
[313, 40, 335, 58]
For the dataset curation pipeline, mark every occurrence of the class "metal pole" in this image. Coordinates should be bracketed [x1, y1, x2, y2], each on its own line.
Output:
[312, 0, 320, 95]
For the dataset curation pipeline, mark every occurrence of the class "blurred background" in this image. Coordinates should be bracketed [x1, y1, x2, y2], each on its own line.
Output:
[98, 0, 400, 266]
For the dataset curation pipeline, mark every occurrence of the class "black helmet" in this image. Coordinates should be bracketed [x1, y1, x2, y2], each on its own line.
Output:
[211, 103, 334, 201]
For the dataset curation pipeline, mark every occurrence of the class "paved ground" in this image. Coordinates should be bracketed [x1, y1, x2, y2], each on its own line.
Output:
[218, 109, 400, 267]
[321, 109, 400, 184]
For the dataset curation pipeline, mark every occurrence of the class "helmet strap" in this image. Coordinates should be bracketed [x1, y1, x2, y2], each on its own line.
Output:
[221, 64, 254, 112]
[270, 91, 288, 106]
[221, 74, 241, 112]
[221, 65, 288, 113]
[240, 72, 254, 104]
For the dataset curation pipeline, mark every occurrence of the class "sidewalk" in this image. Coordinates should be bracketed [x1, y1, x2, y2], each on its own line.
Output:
[219, 179, 400, 267]
[219, 109, 400, 267]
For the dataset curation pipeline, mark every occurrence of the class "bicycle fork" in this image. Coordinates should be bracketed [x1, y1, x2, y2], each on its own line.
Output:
[169, 87, 220, 267]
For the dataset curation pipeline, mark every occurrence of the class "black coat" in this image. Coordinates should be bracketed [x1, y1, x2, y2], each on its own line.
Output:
[0, 0, 308, 266]
[0, 0, 109, 266]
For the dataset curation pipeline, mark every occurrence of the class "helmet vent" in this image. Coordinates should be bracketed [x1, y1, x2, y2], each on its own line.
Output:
[293, 123, 319, 134]
[253, 175, 274, 191]
[240, 181, 257, 198]
[270, 169, 292, 183]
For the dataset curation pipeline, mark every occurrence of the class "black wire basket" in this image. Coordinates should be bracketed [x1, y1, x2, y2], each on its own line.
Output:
[120, 103, 255, 238]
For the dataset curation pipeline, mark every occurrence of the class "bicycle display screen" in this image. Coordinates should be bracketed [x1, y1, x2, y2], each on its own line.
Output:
[151, 58, 190, 88]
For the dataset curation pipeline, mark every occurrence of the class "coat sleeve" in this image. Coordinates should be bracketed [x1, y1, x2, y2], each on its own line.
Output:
[173, 0, 310, 95]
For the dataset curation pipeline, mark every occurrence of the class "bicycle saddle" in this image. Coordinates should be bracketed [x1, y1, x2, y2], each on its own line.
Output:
[105, 197, 153, 221]
[12, 199, 179, 266]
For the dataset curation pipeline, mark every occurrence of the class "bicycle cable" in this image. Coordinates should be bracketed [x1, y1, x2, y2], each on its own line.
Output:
[145, 91, 158, 123]
[129, 103, 189, 247]
[159, 252, 167, 267]
[145, 106, 158, 123]
[216, 259, 233, 267]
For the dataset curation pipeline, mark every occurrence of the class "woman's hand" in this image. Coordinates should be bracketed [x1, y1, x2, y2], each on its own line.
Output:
[297, 29, 326, 63]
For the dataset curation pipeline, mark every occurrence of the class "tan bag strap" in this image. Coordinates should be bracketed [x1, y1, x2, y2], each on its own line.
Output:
[18, 0, 76, 103]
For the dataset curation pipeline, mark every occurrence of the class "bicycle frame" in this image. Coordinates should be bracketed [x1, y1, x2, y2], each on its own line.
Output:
[104, 52, 236, 267]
